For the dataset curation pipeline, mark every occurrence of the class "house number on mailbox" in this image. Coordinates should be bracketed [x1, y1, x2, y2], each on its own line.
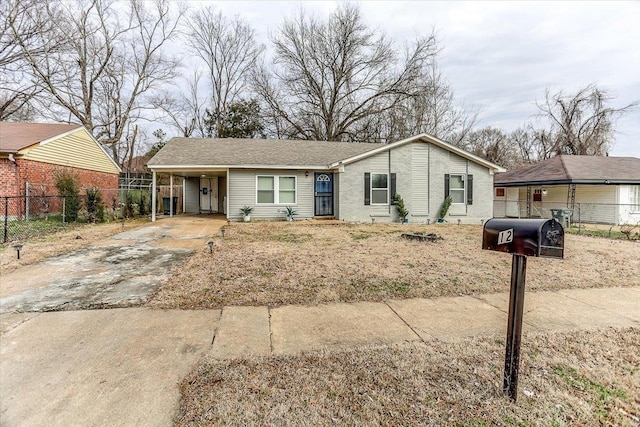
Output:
[498, 229, 514, 245]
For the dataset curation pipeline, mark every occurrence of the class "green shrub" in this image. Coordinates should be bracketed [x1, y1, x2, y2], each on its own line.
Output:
[86, 187, 105, 223]
[54, 169, 81, 222]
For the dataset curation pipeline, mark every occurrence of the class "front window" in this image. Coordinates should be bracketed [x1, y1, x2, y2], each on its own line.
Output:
[371, 173, 388, 204]
[450, 174, 465, 203]
[279, 177, 296, 203]
[257, 176, 274, 203]
[257, 175, 297, 204]
[631, 185, 640, 212]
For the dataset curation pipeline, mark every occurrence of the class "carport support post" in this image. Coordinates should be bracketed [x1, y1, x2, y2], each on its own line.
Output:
[504, 253, 527, 402]
[151, 170, 157, 222]
[169, 174, 174, 217]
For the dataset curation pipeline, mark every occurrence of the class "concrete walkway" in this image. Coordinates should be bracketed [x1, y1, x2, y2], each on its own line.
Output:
[1, 287, 638, 426]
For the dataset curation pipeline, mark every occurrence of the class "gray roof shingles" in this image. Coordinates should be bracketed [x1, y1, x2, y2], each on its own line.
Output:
[495, 155, 640, 185]
[147, 137, 382, 168]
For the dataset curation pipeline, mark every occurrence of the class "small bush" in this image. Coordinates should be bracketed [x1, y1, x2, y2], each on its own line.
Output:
[86, 187, 105, 223]
[54, 169, 81, 222]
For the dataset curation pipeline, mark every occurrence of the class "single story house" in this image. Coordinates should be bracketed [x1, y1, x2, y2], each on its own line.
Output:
[0, 122, 121, 197]
[146, 134, 505, 223]
[0, 122, 121, 220]
[493, 155, 640, 225]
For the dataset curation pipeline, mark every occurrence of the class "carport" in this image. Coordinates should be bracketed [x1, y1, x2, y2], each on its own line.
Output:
[149, 167, 228, 222]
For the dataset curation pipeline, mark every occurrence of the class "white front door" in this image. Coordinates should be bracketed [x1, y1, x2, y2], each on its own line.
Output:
[506, 188, 520, 217]
[200, 177, 218, 213]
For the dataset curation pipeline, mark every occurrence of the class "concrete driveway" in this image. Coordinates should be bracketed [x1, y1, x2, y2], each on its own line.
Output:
[0, 216, 224, 426]
[0, 216, 225, 313]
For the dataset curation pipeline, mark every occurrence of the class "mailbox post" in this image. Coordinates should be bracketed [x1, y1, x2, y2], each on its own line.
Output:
[482, 218, 564, 402]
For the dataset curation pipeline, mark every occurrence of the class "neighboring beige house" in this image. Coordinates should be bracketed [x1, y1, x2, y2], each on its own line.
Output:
[146, 134, 505, 223]
[494, 155, 640, 225]
[0, 122, 121, 198]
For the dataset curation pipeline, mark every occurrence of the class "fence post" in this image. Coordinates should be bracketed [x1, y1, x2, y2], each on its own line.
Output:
[25, 182, 30, 221]
[578, 203, 581, 235]
[3, 197, 8, 243]
[62, 196, 66, 224]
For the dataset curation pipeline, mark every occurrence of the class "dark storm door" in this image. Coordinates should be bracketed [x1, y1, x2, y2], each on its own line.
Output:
[314, 172, 333, 216]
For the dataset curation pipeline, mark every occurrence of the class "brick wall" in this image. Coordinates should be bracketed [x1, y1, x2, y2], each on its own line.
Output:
[1, 158, 119, 197]
[0, 158, 20, 197]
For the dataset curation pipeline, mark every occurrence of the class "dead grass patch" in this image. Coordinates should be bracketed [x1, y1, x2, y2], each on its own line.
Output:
[150, 222, 640, 309]
[177, 327, 640, 426]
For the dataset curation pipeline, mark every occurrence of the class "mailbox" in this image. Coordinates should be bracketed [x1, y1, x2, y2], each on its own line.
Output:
[483, 218, 564, 259]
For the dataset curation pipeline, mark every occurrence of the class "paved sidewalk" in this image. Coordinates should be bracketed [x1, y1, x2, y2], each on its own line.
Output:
[1, 287, 638, 426]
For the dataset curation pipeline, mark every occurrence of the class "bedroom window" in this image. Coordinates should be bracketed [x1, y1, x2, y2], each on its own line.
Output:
[449, 174, 465, 203]
[445, 174, 473, 205]
[371, 173, 388, 204]
[257, 175, 297, 204]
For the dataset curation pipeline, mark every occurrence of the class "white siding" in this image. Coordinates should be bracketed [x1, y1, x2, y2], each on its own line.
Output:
[411, 143, 429, 216]
[618, 185, 640, 225]
[503, 184, 624, 224]
[337, 141, 495, 224]
[228, 169, 314, 221]
[338, 151, 395, 222]
[574, 185, 617, 224]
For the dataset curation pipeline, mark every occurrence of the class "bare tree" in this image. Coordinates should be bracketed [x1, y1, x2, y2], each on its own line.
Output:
[462, 127, 520, 168]
[535, 84, 637, 157]
[255, 4, 437, 142]
[151, 70, 208, 137]
[186, 6, 263, 137]
[9, 0, 184, 162]
[0, 0, 56, 120]
[379, 61, 476, 144]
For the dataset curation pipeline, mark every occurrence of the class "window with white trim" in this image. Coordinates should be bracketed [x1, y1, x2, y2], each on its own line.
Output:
[371, 173, 388, 204]
[631, 185, 640, 212]
[449, 174, 465, 204]
[257, 175, 297, 204]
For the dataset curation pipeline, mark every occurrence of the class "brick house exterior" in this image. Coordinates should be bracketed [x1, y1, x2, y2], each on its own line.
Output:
[1, 123, 121, 217]
[1, 158, 118, 197]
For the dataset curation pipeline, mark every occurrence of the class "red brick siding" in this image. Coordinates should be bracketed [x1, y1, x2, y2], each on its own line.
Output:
[2, 159, 119, 215]
[0, 158, 21, 197]
[3, 159, 119, 196]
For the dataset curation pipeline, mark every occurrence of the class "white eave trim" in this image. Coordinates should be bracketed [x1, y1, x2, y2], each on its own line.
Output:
[329, 133, 506, 173]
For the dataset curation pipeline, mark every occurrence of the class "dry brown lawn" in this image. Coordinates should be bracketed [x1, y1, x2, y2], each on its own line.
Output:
[150, 222, 640, 309]
[177, 327, 640, 426]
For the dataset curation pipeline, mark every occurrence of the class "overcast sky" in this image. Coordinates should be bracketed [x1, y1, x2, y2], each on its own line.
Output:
[203, 0, 640, 157]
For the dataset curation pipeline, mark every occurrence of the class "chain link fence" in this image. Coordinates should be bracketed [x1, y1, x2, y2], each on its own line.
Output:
[1, 195, 68, 243]
[493, 200, 640, 236]
[1, 183, 161, 244]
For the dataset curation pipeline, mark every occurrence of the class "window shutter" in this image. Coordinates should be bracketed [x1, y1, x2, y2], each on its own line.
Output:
[390, 173, 397, 205]
[444, 174, 450, 197]
[467, 174, 473, 205]
[364, 173, 370, 205]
